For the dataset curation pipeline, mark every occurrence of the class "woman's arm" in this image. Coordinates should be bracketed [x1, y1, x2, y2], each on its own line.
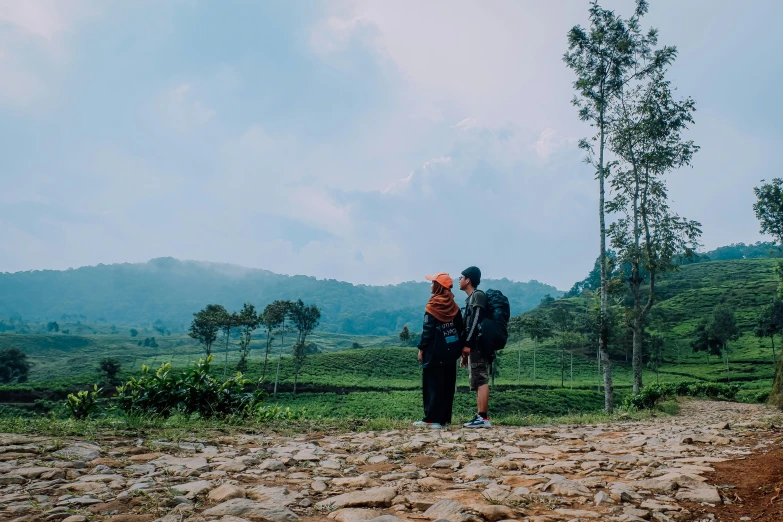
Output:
[417, 313, 436, 362]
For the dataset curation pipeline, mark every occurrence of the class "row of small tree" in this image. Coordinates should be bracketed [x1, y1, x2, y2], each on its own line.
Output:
[188, 300, 321, 395]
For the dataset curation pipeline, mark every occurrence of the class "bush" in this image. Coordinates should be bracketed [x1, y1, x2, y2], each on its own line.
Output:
[623, 381, 740, 410]
[115, 355, 261, 418]
[66, 385, 101, 420]
[257, 405, 306, 421]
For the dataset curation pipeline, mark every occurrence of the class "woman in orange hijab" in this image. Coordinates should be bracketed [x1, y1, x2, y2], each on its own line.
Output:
[413, 272, 465, 428]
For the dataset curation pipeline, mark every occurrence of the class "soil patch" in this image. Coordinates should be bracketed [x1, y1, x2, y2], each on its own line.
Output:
[694, 444, 783, 522]
[410, 455, 438, 466]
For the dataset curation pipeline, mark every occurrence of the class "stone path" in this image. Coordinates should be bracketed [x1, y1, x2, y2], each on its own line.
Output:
[1, 399, 781, 522]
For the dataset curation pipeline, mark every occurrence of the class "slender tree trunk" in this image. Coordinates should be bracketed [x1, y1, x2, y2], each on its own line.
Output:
[772, 335, 776, 365]
[570, 351, 573, 390]
[294, 366, 298, 396]
[770, 349, 783, 408]
[561, 346, 565, 388]
[517, 347, 521, 385]
[262, 331, 271, 382]
[598, 106, 614, 413]
[223, 320, 231, 378]
[533, 339, 537, 382]
[724, 344, 730, 383]
[273, 326, 285, 397]
[632, 317, 643, 394]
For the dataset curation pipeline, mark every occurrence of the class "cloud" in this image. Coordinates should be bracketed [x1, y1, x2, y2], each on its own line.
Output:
[454, 117, 478, 132]
[533, 128, 559, 159]
[0, 1, 67, 41]
[155, 83, 216, 132]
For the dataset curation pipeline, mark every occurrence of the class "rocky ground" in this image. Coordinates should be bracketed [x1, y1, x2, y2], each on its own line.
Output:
[1, 400, 782, 522]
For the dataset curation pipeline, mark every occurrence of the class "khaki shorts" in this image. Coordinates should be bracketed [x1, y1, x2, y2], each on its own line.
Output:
[469, 349, 492, 391]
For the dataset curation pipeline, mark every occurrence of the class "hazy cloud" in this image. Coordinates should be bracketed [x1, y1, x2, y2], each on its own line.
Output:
[1, 0, 782, 291]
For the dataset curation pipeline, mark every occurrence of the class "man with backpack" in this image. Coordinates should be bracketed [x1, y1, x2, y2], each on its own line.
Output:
[459, 266, 492, 428]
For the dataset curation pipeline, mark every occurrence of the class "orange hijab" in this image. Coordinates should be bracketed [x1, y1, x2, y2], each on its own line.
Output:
[426, 282, 460, 323]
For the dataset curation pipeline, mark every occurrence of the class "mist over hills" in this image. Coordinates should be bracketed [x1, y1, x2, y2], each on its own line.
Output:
[0, 258, 561, 336]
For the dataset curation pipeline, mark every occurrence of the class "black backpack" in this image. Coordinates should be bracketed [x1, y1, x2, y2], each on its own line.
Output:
[481, 289, 510, 351]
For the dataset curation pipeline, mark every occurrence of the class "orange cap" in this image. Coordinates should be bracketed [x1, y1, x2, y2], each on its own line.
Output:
[426, 272, 453, 289]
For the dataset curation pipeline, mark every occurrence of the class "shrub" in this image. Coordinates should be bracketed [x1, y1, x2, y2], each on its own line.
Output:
[624, 381, 740, 410]
[257, 405, 306, 421]
[66, 385, 101, 420]
[115, 355, 261, 418]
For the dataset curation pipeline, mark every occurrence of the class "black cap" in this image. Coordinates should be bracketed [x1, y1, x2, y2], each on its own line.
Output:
[461, 266, 481, 287]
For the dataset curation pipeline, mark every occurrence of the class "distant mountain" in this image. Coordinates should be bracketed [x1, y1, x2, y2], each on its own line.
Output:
[0, 258, 562, 336]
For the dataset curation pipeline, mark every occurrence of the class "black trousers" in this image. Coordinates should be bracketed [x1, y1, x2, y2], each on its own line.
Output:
[422, 361, 457, 425]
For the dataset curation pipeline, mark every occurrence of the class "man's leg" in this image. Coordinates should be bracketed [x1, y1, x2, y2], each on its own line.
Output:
[464, 352, 491, 428]
[477, 383, 489, 417]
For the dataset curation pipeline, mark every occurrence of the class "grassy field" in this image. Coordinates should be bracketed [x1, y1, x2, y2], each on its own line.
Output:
[1, 258, 780, 421]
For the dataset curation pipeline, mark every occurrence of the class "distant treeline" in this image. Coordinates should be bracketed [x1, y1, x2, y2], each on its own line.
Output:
[566, 242, 780, 298]
[0, 258, 560, 336]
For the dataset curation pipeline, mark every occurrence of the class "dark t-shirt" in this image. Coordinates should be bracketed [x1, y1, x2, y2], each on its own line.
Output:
[462, 290, 487, 350]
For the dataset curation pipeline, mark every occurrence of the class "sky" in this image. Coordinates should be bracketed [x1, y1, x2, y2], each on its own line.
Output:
[1, 0, 781, 290]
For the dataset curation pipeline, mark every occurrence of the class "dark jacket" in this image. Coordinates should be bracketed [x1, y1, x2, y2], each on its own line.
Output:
[462, 289, 487, 352]
[417, 311, 465, 368]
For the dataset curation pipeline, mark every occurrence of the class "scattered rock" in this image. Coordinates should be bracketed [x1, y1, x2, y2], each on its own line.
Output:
[543, 475, 592, 497]
[259, 459, 286, 471]
[315, 487, 397, 509]
[172, 479, 213, 499]
[203, 498, 299, 522]
[469, 503, 516, 521]
[52, 443, 102, 462]
[209, 484, 247, 503]
[327, 508, 382, 522]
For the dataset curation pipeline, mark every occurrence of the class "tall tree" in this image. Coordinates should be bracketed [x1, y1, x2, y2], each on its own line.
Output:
[98, 357, 121, 384]
[0, 347, 31, 384]
[261, 301, 286, 382]
[755, 300, 783, 364]
[607, 57, 701, 394]
[690, 318, 721, 364]
[753, 179, 783, 406]
[710, 305, 739, 383]
[188, 304, 224, 357]
[288, 299, 322, 396]
[399, 325, 411, 345]
[235, 303, 261, 372]
[564, 0, 651, 412]
[271, 300, 293, 397]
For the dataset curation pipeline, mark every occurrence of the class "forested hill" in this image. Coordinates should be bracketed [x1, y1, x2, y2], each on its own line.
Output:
[0, 258, 561, 336]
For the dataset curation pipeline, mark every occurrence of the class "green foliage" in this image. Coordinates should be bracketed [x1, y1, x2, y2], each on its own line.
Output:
[256, 404, 306, 421]
[98, 357, 121, 383]
[130, 328, 138, 337]
[399, 325, 411, 345]
[189, 304, 224, 356]
[623, 381, 739, 410]
[288, 300, 322, 395]
[754, 179, 783, 243]
[235, 302, 261, 372]
[0, 347, 31, 384]
[114, 355, 261, 418]
[66, 384, 101, 420]
[46, 321, 59, 332]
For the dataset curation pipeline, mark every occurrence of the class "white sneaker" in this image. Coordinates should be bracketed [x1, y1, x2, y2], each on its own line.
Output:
[462, 413, 491, 428]
[412, 420, 442, 429]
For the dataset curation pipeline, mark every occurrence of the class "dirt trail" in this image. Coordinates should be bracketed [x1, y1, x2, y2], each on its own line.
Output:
[1, 399, 781, 522]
